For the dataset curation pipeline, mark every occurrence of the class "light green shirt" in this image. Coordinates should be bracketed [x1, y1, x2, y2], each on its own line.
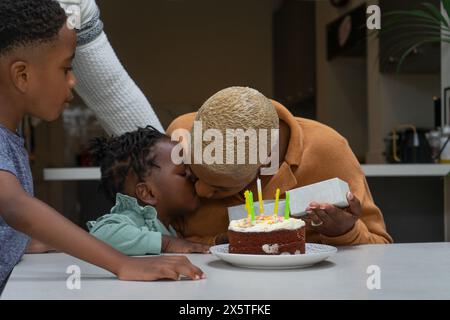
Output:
[87, 193, 177, 256]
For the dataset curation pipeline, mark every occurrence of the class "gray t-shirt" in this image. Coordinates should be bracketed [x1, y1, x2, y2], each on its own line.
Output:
[0, 124, 33, 293]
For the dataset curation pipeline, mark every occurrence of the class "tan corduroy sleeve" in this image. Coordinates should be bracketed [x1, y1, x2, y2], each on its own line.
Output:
[316, 137, 393, 245]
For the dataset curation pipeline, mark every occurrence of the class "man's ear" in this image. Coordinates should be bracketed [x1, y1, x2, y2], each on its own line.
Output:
[135, 182, 157, 206]
[10, 61, 29, 93]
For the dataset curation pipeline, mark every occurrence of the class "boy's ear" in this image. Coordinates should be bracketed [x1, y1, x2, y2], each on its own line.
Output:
[135, 182, 157, 206]
[10, 61, 29, 93]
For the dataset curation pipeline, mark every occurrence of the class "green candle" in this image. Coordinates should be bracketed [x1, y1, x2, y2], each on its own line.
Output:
[284, 191, 290, 220]
[249, 191, 256, 222]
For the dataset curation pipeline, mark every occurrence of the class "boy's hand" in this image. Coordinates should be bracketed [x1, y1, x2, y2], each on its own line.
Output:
[303, 192, 362, 237]
[0, 172, 203, 283]
[117, 256, 205, 281]
[162, 236, 211, 254]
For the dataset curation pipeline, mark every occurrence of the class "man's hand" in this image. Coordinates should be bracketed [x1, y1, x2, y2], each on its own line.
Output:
[117, 256, 206, 281]
[162, 236, 210, 254]
[303, 192, 362, 237]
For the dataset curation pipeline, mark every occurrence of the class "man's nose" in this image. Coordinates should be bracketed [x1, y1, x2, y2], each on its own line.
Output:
[68, 72, 77, 89]
[195, 180, 215, 199]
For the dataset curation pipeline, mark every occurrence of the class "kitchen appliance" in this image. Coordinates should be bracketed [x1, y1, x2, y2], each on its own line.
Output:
[384, 125, 433, 163]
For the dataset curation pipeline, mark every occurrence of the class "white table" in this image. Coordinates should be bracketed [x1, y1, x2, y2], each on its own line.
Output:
[2, 243, 450, 300]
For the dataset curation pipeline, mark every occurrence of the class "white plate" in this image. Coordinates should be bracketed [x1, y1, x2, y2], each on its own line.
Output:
[210, 243, 337, 269]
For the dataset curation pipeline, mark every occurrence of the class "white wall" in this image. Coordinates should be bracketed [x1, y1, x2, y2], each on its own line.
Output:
[367, 2, 440, 163]
[379, 74, 439, 131]
[316, 0, 440, 163]
[97, 0, 274, 128]
[442, 44, 450, 126]
[442, 3, 450, 127]
[316, 0, 368, 160]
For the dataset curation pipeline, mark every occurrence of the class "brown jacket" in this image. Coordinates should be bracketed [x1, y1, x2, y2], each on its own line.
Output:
[167, 101, 393, 246]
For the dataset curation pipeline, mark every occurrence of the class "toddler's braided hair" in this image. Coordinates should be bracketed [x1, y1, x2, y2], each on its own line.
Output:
[89, 126, 168, 203]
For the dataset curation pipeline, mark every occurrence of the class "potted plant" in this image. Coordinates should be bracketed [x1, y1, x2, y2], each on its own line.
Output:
[377, 0, 449, 72]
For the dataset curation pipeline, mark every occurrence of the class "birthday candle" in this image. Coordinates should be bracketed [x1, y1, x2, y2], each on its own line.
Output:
[244, 190, 250, 218]
[249, 191, 256, 222]
[284, 191, 290, 220]
[257, 178, 264, 215]
[274, 188, 280, 217]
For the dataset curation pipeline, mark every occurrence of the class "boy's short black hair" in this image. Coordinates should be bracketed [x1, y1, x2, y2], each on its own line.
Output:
[0, 0, 67, 57]
[89, 126, 169, 203]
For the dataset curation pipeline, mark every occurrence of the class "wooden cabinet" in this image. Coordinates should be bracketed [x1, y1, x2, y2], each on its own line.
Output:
[273, 0, 316, 119]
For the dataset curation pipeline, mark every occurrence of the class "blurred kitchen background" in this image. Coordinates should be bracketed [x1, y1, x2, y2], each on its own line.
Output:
[28, 0, 450, 243]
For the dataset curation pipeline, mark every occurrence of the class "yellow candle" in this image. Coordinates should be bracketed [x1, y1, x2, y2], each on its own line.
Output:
[257, 178, 264, 215]
[274, 188, 280, 217]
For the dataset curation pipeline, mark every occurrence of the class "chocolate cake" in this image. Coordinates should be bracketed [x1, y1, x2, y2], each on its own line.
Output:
[228, 216, 306, 255]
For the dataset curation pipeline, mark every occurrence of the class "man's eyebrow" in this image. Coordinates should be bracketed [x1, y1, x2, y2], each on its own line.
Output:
[210, 184, 224, 189]
[210, 184, 236, 189]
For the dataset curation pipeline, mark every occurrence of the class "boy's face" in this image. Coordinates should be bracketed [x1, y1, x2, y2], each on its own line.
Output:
[141, 140, 200, 216]
[23, 25, 77, 121]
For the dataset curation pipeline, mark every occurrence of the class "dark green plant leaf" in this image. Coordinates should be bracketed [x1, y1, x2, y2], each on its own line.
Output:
[380, 23, 446, 36]
[420, 2, 449, 28]
[396, 37, 442, 72]
[443, 0, 450, 19]
[383, 9, 440, 23]
[369, 1, 450, 72]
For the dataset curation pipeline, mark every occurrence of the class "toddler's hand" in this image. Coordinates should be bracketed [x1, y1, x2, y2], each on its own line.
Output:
[162, 236, 210, 254]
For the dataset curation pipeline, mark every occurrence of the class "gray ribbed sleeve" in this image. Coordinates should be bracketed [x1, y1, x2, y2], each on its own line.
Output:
[72, 32, 164, 135]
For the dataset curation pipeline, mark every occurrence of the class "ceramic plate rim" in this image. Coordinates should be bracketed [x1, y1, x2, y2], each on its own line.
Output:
[210, 243, 337, 269]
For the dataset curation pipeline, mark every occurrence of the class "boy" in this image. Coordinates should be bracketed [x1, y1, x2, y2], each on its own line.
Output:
[0, 0, 204, 293]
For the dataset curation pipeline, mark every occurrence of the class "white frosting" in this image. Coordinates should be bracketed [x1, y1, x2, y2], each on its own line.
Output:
[229, 217, 305, 233]
[262, 244, 279, 254]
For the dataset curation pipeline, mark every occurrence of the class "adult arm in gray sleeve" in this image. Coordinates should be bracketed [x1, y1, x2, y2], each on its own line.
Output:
[58, 0, 164, 135]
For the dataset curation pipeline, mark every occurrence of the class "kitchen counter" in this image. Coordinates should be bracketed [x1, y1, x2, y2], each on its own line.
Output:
[43, 164, 450, 181]
[42, 165, 450, 242]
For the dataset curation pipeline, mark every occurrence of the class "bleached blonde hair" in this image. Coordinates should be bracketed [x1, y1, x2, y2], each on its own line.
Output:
[193, 86, 279, 177]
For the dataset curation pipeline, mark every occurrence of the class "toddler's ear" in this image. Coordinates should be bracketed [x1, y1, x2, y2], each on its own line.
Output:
[135, 183, 157, 206]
